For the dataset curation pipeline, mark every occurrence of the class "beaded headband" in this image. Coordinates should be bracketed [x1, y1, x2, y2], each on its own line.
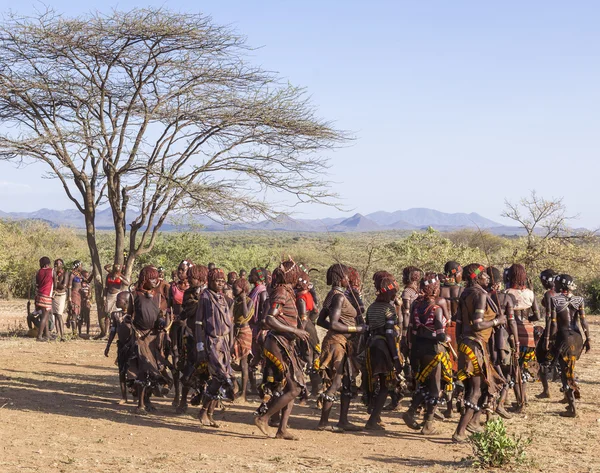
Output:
[380, 280, 399, 293]
[423, 276, 439, 286]
[469, 265, 486, 279]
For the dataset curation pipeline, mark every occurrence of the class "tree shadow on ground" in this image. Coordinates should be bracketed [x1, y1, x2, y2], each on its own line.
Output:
[363, 454, 471, 468]
[0, 370, 263, 440]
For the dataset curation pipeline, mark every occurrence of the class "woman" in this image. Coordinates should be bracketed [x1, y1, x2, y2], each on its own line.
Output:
[124, 266, 173, 413]
[176, 264, 209, 414]
[253, 260, 310, 440]
[505, 264, 540, 411]
[403, 273, 452, 435]
[52, 259, 69, 341]
[316, 263, 366, 432]
[103, 264, 129, 338]
[364, 272, 402, 430]
[170, 260, 192, 317]
[231, 277, 255, 403]
[295, 267, 321, 398]
[68, 261, 91, 337]
[248, 267, 269, 393]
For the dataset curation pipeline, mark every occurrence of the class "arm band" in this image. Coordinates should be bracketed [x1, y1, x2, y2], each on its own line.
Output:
[348, 326, 357, 333]
[474, 309, 485, 314]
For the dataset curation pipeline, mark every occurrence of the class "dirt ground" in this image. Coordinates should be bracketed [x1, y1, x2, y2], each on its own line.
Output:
[0, 299, 598, 473]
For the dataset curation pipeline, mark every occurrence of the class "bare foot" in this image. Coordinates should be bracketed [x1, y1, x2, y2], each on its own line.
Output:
[443, 408, 454, 419]
[254, 416, 272, 437]
[536, 391, 551, 399]
[337, 422, 363, 432]
[175, 404, 188, 415]
[402, 412, 421, 430]
[452, 432, 468, 443]
[275, 430, 299, 440]
[171, 399, 180, 407]
[145, 403, 157, 413]
[364, 422, 385, 431]
[466, 422, 484, 434]
[134, 406, 147, 415]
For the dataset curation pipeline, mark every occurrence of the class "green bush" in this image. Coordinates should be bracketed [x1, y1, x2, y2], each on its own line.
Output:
[582, 278, 600, 314]
[469, 418, 531, 469]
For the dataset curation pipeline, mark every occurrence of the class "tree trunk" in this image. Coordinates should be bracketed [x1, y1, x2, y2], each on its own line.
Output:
[83, 204, 106, 337]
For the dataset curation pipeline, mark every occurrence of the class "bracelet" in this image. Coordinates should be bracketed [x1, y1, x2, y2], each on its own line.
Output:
[348, 326, 357, 333]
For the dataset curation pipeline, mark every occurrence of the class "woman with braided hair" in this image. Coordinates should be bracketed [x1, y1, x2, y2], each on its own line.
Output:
[453, 264, 505, 443]
[168, 260, 193, 406]
[536, 269, 558, 399]
[403, 273, 452, 435]
[486, 266, 518, 420]
[295, 266, 322, 398]
[195, 267, 235, 427]
[505, 264, 540, 412]
[248, 267, 270, 393]
[254, 260, 310, 440]
[231, 277, 255, 403]
[316, 263, 366, 432]
[364, 273, 402, 430]
[400, 266, 423, 385]
[175, 264, 209, 414]
[124, 265, 173, 413]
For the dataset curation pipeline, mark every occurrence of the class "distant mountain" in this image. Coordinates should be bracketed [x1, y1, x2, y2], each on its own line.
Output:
[0, 206, 525, 234]
[331, 213, 382, 232]
[367, 208, 501, 228]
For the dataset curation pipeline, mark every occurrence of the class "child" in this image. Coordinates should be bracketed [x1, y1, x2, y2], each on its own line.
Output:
[104, 291, 132, 404]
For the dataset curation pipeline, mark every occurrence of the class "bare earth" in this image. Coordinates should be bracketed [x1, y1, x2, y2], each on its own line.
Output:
[0, 300, 598, 473]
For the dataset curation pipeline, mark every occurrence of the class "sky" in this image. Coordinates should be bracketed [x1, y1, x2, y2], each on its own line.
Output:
[0, 1, 598, 227]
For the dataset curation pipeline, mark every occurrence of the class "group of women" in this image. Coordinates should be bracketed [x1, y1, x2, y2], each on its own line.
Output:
[35, 255, 591, 442]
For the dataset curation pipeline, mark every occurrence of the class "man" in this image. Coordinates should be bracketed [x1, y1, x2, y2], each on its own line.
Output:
[35, 257, 54, 342]
[453, 264, 505, 443]
[195, 268, 235, 427]
[551, 274, 591, 417]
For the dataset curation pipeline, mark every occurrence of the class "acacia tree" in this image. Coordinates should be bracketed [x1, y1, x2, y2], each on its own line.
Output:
[502, 190, 582, 274]
[0, 8, 346, 334]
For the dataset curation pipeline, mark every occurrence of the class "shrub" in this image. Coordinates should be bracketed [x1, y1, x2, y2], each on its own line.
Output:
[469, 418, 531, 468]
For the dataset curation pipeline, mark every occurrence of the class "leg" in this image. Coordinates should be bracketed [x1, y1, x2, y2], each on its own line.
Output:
[453, 376, 481, 442]
[198, 379, 222, 427]
[275, 385, 302, 440]
[37, 309, 50, 341]
[421, 364, 441, 435]
[54, 312, 65, 341]
[118, 372, 128, 404]
[337, 370, 361, 431]
[239, 356, 249, 402]
[135, 385, 147, 414]
[317, 372, 342, 429]
[366, 374, 388, 430]
[403, 388, 425, 430]
[254, 388, 298, 437]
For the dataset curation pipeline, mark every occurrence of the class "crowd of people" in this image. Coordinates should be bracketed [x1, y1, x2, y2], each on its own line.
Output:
[31, 256, 592, 442]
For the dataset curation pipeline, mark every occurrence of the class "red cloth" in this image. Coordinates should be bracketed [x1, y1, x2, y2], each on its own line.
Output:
[171, 284, 184, 305]
[297, 291, 315, 312]
[36, 267, 54, 297]
[35, 267, 54, 310]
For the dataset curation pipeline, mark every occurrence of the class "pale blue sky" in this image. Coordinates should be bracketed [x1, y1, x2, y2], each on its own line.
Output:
[0, 1, 598, 227]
